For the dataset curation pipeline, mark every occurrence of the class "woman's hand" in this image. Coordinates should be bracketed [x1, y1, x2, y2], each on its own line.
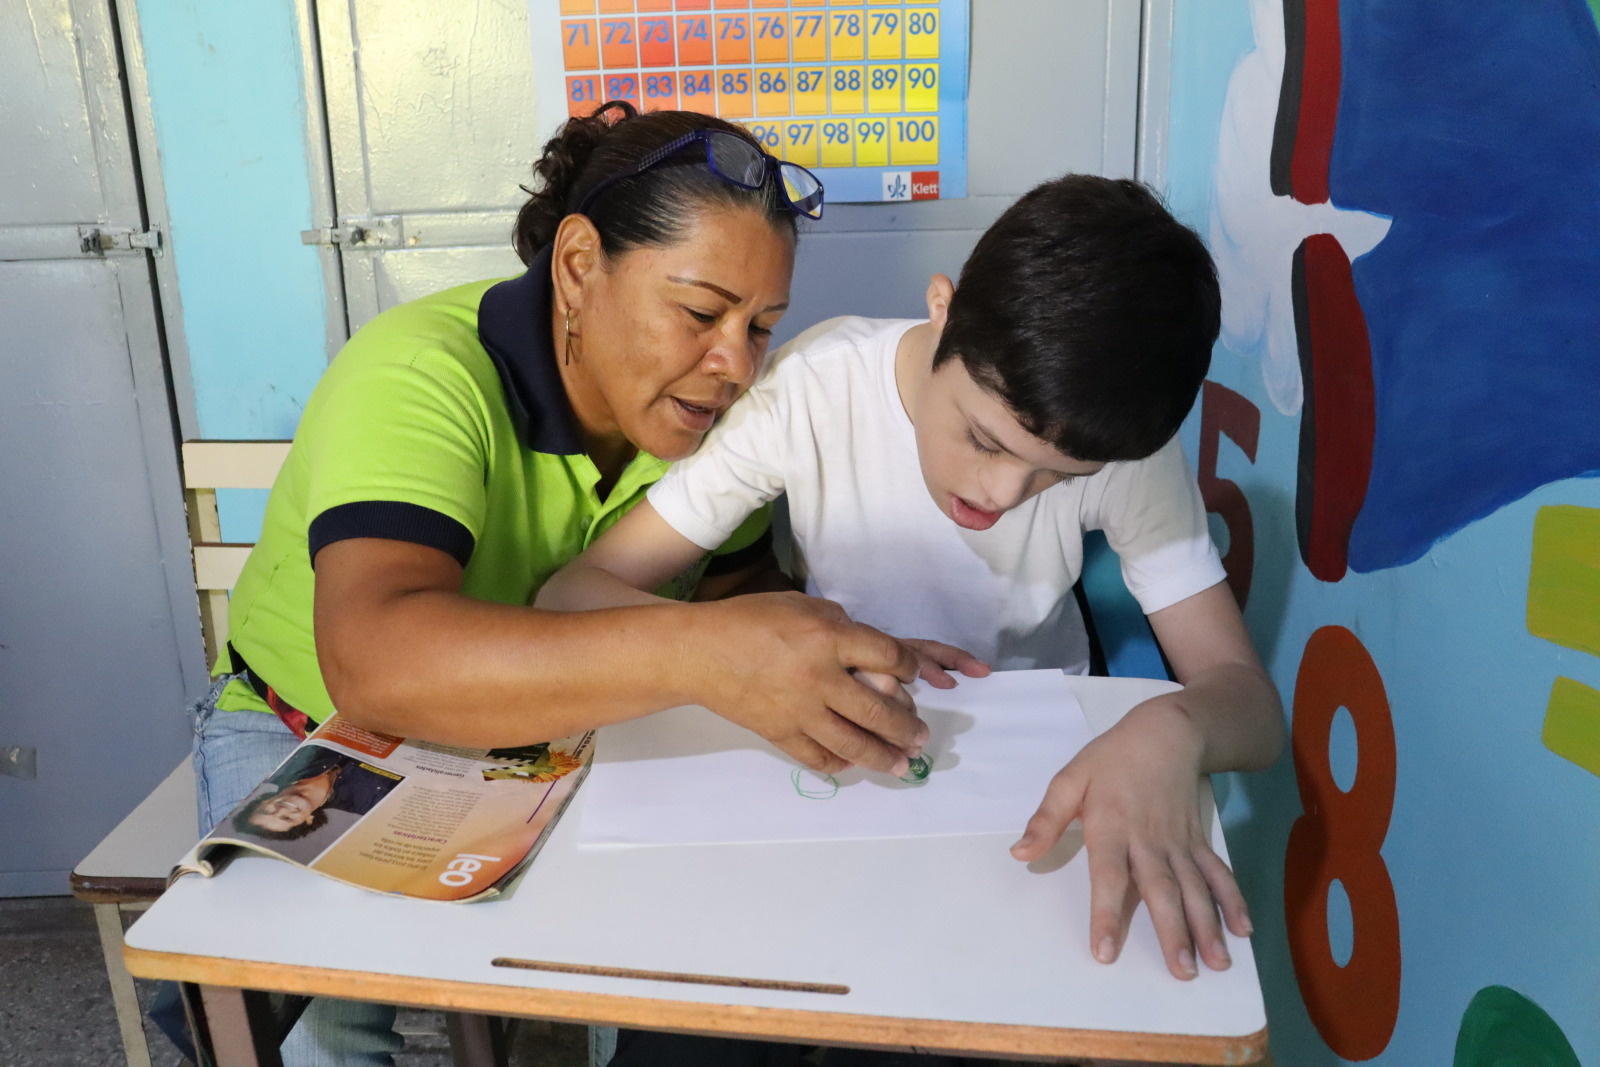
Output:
[689, 591, 927, 777]
[899, 638, 992, 689]
[1008, 699, 1251, 980]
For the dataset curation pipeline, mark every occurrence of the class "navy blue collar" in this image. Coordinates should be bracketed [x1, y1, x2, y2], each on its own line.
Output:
[477, 245, 586, 455]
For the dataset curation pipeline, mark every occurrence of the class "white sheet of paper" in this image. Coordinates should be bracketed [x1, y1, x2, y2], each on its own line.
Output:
[576, 669, 1094, 847]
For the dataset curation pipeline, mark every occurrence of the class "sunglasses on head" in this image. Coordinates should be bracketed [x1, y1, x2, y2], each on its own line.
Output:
[576, 128, 825, 221]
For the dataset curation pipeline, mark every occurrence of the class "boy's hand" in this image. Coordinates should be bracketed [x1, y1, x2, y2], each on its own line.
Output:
[1009, 699, 1252, 980]
[693, 591, 927, 777]
[900, 639, 992, 689]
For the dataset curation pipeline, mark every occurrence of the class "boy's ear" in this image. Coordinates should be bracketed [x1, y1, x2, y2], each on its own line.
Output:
[925, 273, 956, 331]
[551, 213, 604, 318]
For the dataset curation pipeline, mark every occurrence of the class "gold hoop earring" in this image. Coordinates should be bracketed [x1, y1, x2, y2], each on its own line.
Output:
[563, 308, 575, 366]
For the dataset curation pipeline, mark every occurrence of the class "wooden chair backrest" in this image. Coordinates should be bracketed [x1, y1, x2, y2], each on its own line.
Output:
[182, 440, 292, 667]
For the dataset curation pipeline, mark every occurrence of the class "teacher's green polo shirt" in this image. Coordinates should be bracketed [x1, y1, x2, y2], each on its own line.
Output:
[216, 246, 769, 722]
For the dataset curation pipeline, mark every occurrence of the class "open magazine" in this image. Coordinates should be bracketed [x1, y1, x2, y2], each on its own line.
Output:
[172, 715, 594, 902]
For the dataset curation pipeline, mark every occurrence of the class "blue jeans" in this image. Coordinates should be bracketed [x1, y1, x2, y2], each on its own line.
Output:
[191, 675, 405, 1067]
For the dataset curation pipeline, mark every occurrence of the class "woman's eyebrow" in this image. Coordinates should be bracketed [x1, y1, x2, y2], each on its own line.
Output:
[667, 276, 788, 314]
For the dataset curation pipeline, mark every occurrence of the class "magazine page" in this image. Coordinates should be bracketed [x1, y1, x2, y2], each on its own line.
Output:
[174, 716, 593, 902]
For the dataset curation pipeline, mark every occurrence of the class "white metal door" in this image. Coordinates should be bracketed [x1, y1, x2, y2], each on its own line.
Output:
[0, 0, 201, 894]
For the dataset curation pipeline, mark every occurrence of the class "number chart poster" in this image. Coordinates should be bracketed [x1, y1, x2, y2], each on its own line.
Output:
[530, 0, 969, 203]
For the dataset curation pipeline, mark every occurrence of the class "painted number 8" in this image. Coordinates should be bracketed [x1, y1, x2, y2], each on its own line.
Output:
[1285, 625, 1401, 1060]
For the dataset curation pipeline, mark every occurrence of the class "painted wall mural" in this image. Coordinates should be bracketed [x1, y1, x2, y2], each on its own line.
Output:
[1169, 0, 1600, 1063]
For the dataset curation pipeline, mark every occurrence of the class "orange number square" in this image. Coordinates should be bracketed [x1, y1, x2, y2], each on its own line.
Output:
[600, 19, 639, 67]
[676, 13, 713, 63]
[789, 11, 826, 61]
[714, 0, 749, 6]
[603, 71, 642, 108]
[755, 67, 790, 114]
[678, 69, 716, 112]
[752, 0, 787, 6]
[674, 0, 711, 8]
[566, 75, 601, 116]
[562, 20, 600, 70]
[753, 12, 788, 62]
[560, 0, 597, 14]
[715, 13, 751, 63]
[635, 0, 672, 8]
[638, 16, 675, 64]
[641, 70, 679, 110]
[716, 67, 753, 116]
[598, 0, 635, 11]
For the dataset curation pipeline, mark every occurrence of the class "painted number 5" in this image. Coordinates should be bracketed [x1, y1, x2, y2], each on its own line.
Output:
[1198, 380, 1261, 608]
[1285, 625, 1401, 1060]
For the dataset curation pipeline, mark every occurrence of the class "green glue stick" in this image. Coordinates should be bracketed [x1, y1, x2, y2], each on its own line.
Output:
[899, 753, 933, 785]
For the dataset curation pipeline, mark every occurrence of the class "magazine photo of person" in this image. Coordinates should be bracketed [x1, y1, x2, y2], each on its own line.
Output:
[227, 745, 403, 864]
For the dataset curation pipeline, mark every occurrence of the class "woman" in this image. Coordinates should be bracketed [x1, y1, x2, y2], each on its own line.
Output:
[188, 104, 931, 1065]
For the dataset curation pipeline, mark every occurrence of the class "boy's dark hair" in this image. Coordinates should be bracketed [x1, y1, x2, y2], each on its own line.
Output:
[232, 794, 329, 841]
[933, 176, 1220, 463]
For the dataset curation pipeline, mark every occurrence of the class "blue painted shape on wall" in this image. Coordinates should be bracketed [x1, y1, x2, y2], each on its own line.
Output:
[135, 0, 328, 441]
[1331, 1, 1600, 572]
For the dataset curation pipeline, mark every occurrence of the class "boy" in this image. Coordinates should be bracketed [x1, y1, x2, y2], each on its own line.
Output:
[539, 176, 1284, 982]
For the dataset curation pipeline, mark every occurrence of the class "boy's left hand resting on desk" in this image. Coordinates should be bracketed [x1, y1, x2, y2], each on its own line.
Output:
[1008, 581, 1285, 981]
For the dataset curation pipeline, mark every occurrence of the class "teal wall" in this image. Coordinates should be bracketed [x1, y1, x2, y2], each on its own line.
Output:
[1166, 2, 1599, 1064]
[135, 0, 326, 538]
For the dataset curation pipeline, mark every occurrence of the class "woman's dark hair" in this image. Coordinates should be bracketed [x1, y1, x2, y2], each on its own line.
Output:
[933, 175, 1221, 463]
[514, 102, 797, 264]
[232, 793, 329, 841]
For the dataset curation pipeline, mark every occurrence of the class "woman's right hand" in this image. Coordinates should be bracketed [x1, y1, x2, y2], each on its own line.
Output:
[686, 591, 927, 778]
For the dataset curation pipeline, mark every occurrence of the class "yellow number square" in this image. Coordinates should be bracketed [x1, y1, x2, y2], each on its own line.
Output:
[819, 119, 854, 167]
[854, 118, 889, 166]
[904, 6, 939, 58]
[890, 115, 938, 165]
[781, 120, 820, 169]
[789, 11, 827, 61]
[867, 8, 903, 59]
[791, 67, 828, 114]
[828, 8, 865, 60]
[829, 65, 865, 112]
[866, 64, 902, 112]
[903, 63, 937, 111]
[748, 122, 784, 156]
[755, 68, 790, 115]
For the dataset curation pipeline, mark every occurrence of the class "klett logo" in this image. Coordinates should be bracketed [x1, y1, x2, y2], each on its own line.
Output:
[882, 171, 911, 201]
[911, 171, 940, 200]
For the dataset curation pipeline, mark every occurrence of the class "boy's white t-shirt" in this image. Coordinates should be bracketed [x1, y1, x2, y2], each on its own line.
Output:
[648, 317, 1227, 674]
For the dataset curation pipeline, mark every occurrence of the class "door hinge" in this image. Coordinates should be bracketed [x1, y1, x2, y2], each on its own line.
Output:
[300, 215, 403, 248]
[78, 225, 162, 254]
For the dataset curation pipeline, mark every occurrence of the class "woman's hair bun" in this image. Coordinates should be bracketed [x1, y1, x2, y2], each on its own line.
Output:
[514, 101, 639, 262]
[513, 103, 795, 266]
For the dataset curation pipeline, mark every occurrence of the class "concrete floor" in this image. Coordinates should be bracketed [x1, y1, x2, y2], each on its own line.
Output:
[0, 895, 588, 1067]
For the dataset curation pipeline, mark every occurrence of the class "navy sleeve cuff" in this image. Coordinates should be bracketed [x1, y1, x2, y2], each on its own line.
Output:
[308, 501, 475, 569]
[703, 527, 773, 577]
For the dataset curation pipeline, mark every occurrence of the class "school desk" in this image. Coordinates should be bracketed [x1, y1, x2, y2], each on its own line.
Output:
[121, 676, 1269, 1065]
